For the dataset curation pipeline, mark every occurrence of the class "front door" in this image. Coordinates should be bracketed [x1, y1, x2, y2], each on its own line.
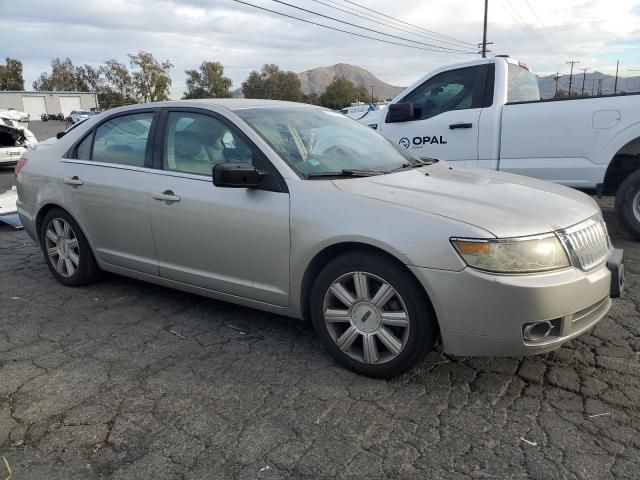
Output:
[61, 111, 159, 275]
[380, 64, 491, 167]
[146, 110, 291, 306]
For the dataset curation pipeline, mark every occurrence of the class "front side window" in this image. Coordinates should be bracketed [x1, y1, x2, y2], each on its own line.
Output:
[91, 113, 153, 166]
[163, 112, 254, 176]
[507, 63, 541, 103]
[402, 65, 488, 120]
[236, 107, 419, 178]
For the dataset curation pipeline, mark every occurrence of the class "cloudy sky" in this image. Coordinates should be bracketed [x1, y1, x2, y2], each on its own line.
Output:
[2, 0, 639, 97]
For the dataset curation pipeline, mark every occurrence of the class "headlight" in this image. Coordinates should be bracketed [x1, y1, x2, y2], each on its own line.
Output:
[451, 235, 570, 273]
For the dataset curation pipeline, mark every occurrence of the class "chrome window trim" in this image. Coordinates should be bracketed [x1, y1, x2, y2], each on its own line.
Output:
[61, 158, 212, 182]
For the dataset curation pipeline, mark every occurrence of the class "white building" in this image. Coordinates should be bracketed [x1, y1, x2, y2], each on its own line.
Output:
[0, 91, 99, 119]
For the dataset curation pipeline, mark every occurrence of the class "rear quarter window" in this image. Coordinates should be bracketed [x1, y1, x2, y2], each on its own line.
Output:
[507, 64, 541, 103]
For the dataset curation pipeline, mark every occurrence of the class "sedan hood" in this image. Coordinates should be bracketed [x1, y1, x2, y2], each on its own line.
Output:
[332, 162, 600, 238]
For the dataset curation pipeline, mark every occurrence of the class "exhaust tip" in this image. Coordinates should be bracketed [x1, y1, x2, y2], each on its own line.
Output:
[523, 321, 554, 342]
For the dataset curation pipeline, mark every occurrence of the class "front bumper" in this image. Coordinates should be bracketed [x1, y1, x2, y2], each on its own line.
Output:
[410, 252, 621, 357]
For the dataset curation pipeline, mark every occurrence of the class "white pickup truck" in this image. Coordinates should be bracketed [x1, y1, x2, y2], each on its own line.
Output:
[358, 56, 640, 239]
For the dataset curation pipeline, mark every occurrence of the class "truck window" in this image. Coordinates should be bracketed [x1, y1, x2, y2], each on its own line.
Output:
[507, 64, 541, 103]
[402, 65, 488, 120]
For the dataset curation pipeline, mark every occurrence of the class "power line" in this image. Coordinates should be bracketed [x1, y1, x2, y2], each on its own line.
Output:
[270, 0, 475, 53]
[230, 0, 478, 54]
[521, 0, 566, 56]
[500, 0, 562, 61]
[314, 0, 471, 47]
[504, 0, 560, 56]
[307, 0, 472, 49]
[336, 0, 477, 47]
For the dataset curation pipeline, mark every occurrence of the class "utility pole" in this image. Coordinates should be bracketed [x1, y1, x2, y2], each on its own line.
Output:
[554, 72, 561, 96]
[592, 78, 596, 96]
[566, 60, 579, 96]
[580, 68, 589, 96]
[370, 85, 374, 104]
[482, 0, 489, 58]
[614, 60, 619, 94]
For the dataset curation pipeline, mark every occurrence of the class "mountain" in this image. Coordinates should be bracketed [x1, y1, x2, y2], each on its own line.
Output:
[297, 63, 404, 100]
[233, 63, 404, 99]
[537, 71, 640, 98]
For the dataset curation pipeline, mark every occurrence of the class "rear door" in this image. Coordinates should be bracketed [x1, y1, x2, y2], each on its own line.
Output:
[61, 110, 159, 275]
[145, 108, 291, 306]
[380, 64, 492, 166]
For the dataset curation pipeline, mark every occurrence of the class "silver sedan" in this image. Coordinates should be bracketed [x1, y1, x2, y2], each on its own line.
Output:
[16, 100, 624, 377]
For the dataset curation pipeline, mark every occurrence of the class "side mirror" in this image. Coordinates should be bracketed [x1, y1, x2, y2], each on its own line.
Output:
[386, 102, 415, 123]
[56, 132, 66, 139]
[213, 162, 266, 188]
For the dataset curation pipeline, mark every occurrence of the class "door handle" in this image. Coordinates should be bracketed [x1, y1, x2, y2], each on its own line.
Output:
[63, 176, 83, 186]
[152, 190, 181, 203]
[449, 123, 473, 129]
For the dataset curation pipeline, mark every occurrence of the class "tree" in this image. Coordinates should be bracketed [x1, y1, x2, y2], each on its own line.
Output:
[33, 58, 88, 91]
[101, 59, 136, 107]
[128, 51, 173, 102]
[356, 85, 377, 103]
[183, 61, 232, 99]
[241, 64, 303, 102]
[320, 76, 372, 110]
[0, 58, 24, 90]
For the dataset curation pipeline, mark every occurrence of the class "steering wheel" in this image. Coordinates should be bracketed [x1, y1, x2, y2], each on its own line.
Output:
[312, 134, 369, 156]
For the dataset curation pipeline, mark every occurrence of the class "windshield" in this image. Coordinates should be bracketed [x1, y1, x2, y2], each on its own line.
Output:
[507, 64, 541, 103]
[235, 107, 420, 177]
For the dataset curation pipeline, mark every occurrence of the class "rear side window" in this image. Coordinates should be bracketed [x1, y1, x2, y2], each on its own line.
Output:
[507, 64, 541, 103]
[91, 113, 153, 166]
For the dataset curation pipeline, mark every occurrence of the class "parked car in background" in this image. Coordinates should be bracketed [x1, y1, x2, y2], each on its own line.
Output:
[358, 56, 640, 240]
[69, 110, 98, 124]
[0, 109, 37, 166]
[15, 100, 624, 377]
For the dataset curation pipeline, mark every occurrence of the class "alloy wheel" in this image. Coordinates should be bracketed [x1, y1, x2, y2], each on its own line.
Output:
[323, 271, 410, 364]
[44, 217, 80, 278]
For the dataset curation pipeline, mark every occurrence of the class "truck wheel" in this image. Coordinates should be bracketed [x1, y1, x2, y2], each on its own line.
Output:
[309, 251, 437, 378]
[615, 169, 640, 240]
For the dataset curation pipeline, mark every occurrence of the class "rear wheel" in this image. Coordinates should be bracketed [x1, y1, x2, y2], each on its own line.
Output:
[39, 208, 101, 286]
[310, 251, 437, 378]
[615, 169, 640, 240]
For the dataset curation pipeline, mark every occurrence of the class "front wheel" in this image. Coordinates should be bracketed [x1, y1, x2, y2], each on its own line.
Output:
[615, 169, 640, 240]
[310, 252, 437, 378]
[39, 208, 101, 286]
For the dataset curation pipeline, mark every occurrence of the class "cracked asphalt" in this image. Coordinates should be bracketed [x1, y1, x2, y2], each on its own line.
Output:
[1, 171, 639, 478]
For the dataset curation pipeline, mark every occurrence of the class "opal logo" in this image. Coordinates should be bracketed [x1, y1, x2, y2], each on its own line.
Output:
[399, 137, 410, 149]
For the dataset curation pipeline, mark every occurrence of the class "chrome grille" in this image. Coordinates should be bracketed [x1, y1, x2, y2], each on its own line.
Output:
[559, 217, 610, 271]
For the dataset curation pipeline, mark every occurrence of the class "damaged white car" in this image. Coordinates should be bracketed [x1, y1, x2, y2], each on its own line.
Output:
[0, 109, 37, 166]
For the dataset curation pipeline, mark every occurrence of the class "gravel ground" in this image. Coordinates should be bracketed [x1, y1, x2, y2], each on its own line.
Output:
[0, 190, 639, 479]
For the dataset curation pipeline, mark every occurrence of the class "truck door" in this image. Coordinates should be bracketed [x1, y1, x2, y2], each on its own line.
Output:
[380, 64, 492, 167]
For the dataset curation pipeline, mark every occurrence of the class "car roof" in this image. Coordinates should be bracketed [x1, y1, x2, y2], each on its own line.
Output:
[104, 98, 323, 116]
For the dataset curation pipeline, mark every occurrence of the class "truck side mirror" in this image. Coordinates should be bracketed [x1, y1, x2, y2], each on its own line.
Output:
[386, 102, 415, 123]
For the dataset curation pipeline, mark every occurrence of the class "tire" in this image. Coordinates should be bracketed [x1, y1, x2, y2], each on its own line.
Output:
[615, 169, 640, 240]
[310, 251, 437, 378]
[39, 208, 101, 286]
